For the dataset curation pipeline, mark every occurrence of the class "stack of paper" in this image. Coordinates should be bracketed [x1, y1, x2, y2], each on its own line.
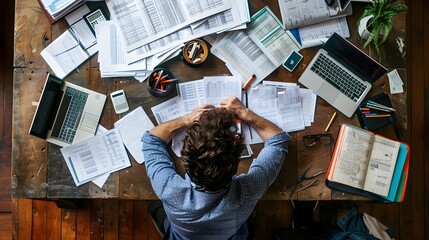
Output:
[41, 5, 99, 79]
[207, 7, 301, 88]
[98, 0, 251, 80]
[38, 0, 85, 23]
[278, 0, 353, 48]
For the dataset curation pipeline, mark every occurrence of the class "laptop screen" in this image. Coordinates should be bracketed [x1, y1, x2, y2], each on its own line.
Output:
[29, 74, 64, 138]
[323, 33, 387, 83]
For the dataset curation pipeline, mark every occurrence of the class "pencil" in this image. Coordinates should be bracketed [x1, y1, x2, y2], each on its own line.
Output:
[159, 78, 178, 84]
[153, 70, 163, 90]
[364, 114, 391, 118]
[325, 112, 337, 132]
[242, 74, 256, 91]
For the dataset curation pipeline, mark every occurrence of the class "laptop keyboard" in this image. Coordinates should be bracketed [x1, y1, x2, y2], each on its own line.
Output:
[57, 87, 88, 143]
[311, 53, 367, 102]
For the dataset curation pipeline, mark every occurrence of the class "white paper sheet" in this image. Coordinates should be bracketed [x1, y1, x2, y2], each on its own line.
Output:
[278, 0, 352, 30]
[60, 128, 131, 186]
[106, 0, 232, 51]
[114, 107, 155, 164]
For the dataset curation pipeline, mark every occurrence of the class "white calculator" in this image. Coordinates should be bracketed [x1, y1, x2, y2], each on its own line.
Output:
[110, 90, 129, 114]
[84, 9, 107, 33]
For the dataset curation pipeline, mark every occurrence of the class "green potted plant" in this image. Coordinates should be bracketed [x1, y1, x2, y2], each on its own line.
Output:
[357, 0, 407, 60]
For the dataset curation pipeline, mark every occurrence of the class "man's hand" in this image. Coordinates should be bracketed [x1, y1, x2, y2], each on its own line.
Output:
[149, 104, 214, 142]
[220, 96, 252, 122]
[183, 104, 215, 127]
[220, 96, 283, 141]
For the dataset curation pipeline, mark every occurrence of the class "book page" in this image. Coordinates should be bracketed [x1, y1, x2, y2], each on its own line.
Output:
[363, 136, 400, 196]
[331, 126, 374, 189]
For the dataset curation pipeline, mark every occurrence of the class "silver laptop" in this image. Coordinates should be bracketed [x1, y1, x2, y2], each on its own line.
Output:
[338, 0, 352, 12]
[30, 73, 106, 147]
[298, 33, 387, 117]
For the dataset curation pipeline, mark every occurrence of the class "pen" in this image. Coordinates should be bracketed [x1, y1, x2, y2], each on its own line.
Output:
[325, 112, 337, 132]
[365, 105, 393, 112]
[244, 90, 253, 139]
[188, 42, 199, 59]
[366, 101, 396, 112]
[153, 70, 163, 90]
[159, 78, 179, 84]
[242, 74, 257, 91]
[364, 114, 391, 118]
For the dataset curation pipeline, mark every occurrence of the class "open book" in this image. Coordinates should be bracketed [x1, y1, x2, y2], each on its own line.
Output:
[326, 124, 409, 202]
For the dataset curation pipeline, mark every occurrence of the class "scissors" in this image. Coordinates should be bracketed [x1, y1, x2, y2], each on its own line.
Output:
[288, 164, 325, 193]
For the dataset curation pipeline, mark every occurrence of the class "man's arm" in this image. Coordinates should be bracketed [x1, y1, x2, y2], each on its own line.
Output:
[220, 96, 282, 141]
[149, 104, 215, 142]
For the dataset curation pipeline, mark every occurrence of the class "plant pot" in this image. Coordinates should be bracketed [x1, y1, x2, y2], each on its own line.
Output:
[358, 15, 373, 40]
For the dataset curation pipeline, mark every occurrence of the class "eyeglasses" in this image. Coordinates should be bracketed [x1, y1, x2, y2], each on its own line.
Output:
[302, 134, 332, 147]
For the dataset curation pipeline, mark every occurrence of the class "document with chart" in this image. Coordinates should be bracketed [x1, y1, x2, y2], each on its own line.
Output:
[209, 6, 301, 88]
[60, 128, 131, 186]
[106, 0, 232, 51]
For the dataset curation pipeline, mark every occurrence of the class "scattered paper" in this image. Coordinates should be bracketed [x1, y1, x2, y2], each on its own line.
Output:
[114, 107, 155, 164]
[387, 69, 404, 94]
[60, 128, 131, 186]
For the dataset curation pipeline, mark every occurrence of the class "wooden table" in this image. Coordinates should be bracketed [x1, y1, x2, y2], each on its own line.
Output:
[12, 0, 407, 201]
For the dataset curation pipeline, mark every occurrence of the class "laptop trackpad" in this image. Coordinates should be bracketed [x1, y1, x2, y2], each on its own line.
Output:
[318, 83, 340, 104]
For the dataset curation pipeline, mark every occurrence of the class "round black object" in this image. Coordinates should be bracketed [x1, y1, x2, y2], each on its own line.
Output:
[147, 68, 177, 98]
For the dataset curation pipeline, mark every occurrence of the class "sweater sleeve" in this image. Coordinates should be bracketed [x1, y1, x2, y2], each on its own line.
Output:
[236, 131, 290, 200]
[141, 131, 184, 199]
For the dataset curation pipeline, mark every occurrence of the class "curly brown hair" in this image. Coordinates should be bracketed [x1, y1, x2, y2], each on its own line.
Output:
[181, 108, 245, 192]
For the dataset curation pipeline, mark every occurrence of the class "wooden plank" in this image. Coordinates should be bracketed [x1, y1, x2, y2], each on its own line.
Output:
[118, 200, 134, 240]
[90, 199, 104, 240]
[0, 231, 12, 240]
[253, 201, 268, 240]
[47, 143, 89, 198]
[31, 200, 47, 240]
[13, 0, 51, 68]
[0, 139, 11, 212]
[46, 201, 61, 240]
[76, 200, 91, 240]
[405, 0, 426, 239]
[0, 47, 4, 141]
[11, 69, 49, 198]
[145, 201, 163, 240]
[422, 1, 429, 238]
[425, 2, 429, 240]
[61, 208, 77, 240]
[266, 201, 288, 233]
[12, 198, 32, 240]
[0, 213, 12, 231]
[104, 199, 119, 240]
[133, 201, 149, 240]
